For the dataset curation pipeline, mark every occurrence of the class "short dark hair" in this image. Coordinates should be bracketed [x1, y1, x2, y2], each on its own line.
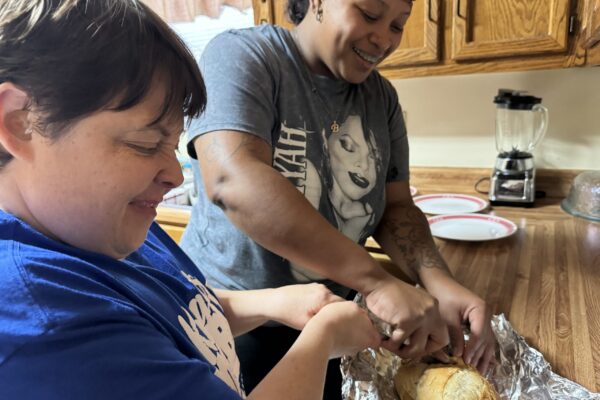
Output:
[287, 0, 309, 25]
[0, 0, 206, 168]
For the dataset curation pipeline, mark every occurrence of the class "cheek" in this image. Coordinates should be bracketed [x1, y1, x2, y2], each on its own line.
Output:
[366, 158, 377, 178]
[332, 148, 353, 171]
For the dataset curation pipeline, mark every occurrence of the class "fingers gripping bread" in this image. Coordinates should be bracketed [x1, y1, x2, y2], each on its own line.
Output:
[394, 360, 499, 400]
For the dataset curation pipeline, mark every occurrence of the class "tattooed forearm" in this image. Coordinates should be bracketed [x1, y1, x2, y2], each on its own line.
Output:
[379, 205, 449, 275]
[196, 132, 273, 214]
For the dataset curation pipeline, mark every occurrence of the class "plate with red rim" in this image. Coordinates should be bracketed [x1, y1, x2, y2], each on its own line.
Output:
[413, 193, 488, 215]
[427, 213, 517, 241]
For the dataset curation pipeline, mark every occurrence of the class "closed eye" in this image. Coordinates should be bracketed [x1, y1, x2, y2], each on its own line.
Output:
[391, 24, 403, 34]
[127, 142, 161, 155]
[359, 8, 378, 22]
[340, 135, 357, 153]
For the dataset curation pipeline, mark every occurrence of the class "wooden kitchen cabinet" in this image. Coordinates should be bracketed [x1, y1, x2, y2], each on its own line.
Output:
[156, 205, 191, 244]
[583, 0, 600, 64]
[451, 0, 571, 61]
[253, 0, 591, 78]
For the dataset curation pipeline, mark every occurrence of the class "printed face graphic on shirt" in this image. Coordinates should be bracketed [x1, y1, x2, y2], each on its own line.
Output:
[178, 271, 244, 396]
[328, 115, 378, 201]
[274, 115, 383, 282]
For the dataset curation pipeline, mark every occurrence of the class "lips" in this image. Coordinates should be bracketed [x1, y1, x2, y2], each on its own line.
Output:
[130, 200, 160, 208]
[349, 172, 370, 189]
[352, 47, 382, 64]
[130, 197, 163, 209]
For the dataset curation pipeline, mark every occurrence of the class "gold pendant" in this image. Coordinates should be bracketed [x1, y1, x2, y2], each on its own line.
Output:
[331, 121, 340, 133]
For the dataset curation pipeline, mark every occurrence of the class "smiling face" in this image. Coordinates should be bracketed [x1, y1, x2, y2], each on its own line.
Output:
[17, 76, 184, 258]
[301, 0, 412, 83]
[328, 115, 378, 200]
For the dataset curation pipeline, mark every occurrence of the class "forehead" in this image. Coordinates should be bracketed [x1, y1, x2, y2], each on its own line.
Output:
[364, 0, 412, 13]
[123, 76, 184, 130]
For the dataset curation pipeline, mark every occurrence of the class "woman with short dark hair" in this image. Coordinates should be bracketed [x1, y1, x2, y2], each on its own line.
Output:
[0, 1, 380, 399]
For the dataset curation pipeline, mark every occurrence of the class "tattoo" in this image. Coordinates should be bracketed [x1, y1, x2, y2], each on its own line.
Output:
[201, 133, 260, 212]
[382, 206, 449, 274]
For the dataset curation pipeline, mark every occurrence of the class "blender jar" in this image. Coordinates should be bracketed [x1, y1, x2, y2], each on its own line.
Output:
[494, 89, 548, 157]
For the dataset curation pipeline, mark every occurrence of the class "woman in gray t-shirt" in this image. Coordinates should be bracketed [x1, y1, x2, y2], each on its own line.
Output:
[182, 0, 496, 397]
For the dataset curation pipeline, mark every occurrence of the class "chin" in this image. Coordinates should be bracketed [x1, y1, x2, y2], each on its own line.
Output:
[113, 231, 149, 258]
[343, 69, 373, 84]
[344, 74, 369, 84]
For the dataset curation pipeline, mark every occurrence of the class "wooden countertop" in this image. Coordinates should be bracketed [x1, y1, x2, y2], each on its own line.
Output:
[157, 167, 600, 392]
[405, 167, 600, 392]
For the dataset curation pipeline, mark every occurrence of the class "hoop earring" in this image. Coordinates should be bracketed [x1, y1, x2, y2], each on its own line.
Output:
[316, 5, 323, 23]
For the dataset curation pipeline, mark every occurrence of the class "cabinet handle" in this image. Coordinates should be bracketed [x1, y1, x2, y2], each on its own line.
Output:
[428, 0, 434, 22]
[456, 0, 466, 19]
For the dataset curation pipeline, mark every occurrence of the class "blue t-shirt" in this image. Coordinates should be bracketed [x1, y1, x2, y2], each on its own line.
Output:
[0, 210, 244, 399]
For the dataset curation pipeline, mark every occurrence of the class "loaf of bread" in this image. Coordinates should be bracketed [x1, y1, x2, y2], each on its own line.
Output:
[393, 358, 499, 400]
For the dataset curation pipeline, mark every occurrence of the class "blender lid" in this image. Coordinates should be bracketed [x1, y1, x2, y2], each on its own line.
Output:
[494, 89, 542, 110]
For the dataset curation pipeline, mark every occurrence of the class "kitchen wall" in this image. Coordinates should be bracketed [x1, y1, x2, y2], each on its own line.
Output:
[391, 67, 600, 170]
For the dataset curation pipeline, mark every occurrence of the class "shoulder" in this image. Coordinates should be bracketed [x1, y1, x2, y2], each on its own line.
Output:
[0, 216, 51, 363]
[203, 24, 292, 65]
[0, 214, 118, 364]
[362, 70, 399, 103]
[139, 222, 208, 283]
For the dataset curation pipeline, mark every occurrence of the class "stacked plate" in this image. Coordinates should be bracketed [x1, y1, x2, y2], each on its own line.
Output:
[413, 193, 517, 241]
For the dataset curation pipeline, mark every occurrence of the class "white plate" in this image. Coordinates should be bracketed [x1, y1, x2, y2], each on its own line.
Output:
[428, 214, 517, 241]
[413, 193, 488, 215]
[410, 186, 418, 196]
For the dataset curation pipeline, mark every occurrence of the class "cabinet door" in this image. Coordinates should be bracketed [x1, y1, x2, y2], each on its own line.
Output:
[584, 0, 600, 64]
[583, 0, 600, 47]
[253, 0, 293, 29]
[379, 0, 441, 68]
[451, 0, 572, 61]
[253, 0, 273, 25]
[273, 0, 294, 29]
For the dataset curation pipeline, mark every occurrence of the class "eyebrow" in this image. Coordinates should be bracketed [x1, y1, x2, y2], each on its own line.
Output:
[149, 124, 170, 137]
[377, 0, 411, 15]
[143, 121, 182, 138]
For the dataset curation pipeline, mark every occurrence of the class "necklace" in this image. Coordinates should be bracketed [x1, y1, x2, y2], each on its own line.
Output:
[310, 86, 342, 134]
[290, 29, 346, 134]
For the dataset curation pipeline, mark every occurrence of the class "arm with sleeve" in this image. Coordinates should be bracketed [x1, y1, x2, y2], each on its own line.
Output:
[185, 28, 391, 296]
[0, 215, 244, 400]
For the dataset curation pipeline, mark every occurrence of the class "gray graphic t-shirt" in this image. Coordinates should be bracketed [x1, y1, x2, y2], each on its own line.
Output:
[181, 25, 409, 298]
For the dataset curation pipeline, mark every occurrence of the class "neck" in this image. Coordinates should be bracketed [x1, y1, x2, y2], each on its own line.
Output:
[292, 24, 334, 78]
[0, 170, 53, 239]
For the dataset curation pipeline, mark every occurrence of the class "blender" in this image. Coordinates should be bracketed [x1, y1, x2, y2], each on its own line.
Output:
[489, 89, 548, 207]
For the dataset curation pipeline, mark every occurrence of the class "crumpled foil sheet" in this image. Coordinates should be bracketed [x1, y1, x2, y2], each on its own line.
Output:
[341, 313, 600, 400]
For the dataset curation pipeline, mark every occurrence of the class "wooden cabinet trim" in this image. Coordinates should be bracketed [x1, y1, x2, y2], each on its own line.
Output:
[379, 0, 441, 67]
[583, 0, 600, 48]
[451, 0, 571, 61]
[252, 0, 272, 26]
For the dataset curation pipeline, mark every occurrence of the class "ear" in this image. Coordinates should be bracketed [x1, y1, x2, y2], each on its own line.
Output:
[0, 82, 34, 162]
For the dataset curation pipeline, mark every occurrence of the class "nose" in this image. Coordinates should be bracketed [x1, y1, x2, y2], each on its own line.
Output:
[156, 150, 184, 189]
[369, 26, 393, 54]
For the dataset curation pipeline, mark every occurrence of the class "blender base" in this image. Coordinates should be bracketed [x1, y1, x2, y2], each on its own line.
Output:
[490, 199, 535, 208]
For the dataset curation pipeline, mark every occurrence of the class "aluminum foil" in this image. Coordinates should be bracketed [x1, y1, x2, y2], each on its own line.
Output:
[341, 313, 600, 400]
